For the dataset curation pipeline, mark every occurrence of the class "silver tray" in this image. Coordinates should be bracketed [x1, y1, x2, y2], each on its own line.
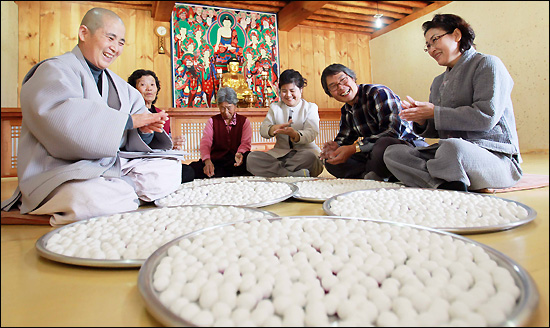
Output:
[179, 176, 269, 188]
[292, 178, 404, 203]
[267, 176, 321, 183]
[138, 216, 539, 327]
[323, 188, 537, 234]
[154, 181, 298, 208]
[35, 205, 278, 268]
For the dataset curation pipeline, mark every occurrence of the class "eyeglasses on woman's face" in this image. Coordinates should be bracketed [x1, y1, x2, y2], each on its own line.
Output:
[424, 32, 451, 52]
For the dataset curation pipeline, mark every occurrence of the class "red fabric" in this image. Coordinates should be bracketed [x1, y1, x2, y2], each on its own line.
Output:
[150, 104, 170, 134]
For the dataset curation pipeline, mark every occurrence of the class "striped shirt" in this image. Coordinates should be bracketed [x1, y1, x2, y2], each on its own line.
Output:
[334, 84, 422, 146]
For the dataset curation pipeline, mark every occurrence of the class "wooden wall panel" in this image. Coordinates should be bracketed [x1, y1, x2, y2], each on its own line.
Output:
[299, 27, 314, 102]
[116, 9, 136, 81]
[286, 27, 302, 79]
[323, 30, 340, 109]
[153, 21, 172, 108]
[345, 33, 358, 80]
[15, 1, 371, 110]
[357, 34, 372, 84]
[277, 30, 288, 72]
[39, 2, 61, 61]
[135, 10, 154, 71]
[312, 32, 328, 108]
[59, 2, 80, 53]
[17, 1, 40, 107]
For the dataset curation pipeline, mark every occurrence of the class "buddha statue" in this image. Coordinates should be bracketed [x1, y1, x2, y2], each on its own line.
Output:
[220, 59, 253, 100]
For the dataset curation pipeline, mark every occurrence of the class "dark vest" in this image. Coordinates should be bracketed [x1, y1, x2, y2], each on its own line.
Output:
[210, 113, 246, 161]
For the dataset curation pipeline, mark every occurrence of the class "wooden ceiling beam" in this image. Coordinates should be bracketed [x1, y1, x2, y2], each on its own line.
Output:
[333, 1, 414, 14]
[152, 1, 175, 21]
[176, 1, 281, 13]
[316, 8, 393, 25]
[323, 3, 405, 19]
[371, 1, 452, 39]
[309, 14, 379, 28]
[222, 1, 287, 10]
[383, 1, 431, 9]
[299, 19, 374, 34]
[70, 1, 153, 11]
[277, 1, 329, 32]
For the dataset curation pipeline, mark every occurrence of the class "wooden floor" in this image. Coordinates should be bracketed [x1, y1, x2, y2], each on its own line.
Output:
[1, 152, 548, 326]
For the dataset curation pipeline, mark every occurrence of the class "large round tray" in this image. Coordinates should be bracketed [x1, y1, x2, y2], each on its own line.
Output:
[323, 188, 537, 234]
[267, 176, 320, 183]
[292, 178, 404, 203]
[138, 216, 539, 327]
[179, 176, 269, 188]
[154, 181, 298, 208]
[35, 205, 278, 268]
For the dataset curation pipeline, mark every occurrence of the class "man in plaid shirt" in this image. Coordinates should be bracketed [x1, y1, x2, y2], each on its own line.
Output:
[319, 64, 426, 180]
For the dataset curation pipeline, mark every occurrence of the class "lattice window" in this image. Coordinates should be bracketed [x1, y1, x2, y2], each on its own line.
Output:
[251, 121, 274, 143]
[316, 120, 340, 148]
[179, 122, 205, 161]
[11, 125, 20, 169]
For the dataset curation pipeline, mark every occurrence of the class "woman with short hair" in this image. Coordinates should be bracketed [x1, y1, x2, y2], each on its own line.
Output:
[384, 14, 522, 191]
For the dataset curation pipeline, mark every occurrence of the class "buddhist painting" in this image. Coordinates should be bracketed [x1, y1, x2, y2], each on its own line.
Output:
[171, 3, 280, 108]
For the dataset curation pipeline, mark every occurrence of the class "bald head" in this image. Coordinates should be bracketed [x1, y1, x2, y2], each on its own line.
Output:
[77, 7, 126, 69]
[80, 7, 124, 38]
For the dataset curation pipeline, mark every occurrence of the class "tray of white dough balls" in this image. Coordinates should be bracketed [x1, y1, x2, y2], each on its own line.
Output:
[323, 188, 536, 234]
[138, 216, 538, 327]
[267, 176, 320, 183]
[35, 205, 278, 268]
[178, 176, 269, 189]
[154, 180, 298, 208]
[292, 178, 404, 203]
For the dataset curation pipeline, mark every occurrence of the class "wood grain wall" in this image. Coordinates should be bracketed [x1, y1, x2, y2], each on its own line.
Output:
[16, 1, 371, 110]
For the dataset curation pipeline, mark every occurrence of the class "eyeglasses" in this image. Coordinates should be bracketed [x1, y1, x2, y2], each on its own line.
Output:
[327, 75, 350, 93]
[424, 32, 451, 52]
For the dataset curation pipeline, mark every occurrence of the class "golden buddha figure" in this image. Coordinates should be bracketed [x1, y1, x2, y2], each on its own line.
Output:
[220, 59, 253, 100]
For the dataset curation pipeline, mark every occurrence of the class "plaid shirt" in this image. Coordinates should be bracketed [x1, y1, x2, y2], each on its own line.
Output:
[334, 84, 422, 146]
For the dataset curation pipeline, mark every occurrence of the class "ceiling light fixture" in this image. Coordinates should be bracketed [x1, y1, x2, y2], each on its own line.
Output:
[374, 2, 383, 29]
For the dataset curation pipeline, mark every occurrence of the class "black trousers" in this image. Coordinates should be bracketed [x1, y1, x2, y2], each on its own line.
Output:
[181, 164, 195, 183]
[189, 151, 252, 179]
[325, 137, 412, 179]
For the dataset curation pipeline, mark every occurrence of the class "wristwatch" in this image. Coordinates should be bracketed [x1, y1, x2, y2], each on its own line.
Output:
[355, 143, 361, 153]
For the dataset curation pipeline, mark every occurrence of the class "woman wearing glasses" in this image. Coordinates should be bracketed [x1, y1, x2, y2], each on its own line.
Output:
[319, 64, 426, 180]
[383, 14, 522, 191]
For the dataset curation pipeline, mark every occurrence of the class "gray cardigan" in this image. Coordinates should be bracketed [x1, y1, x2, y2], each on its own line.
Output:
[2, 46, 172, 213]
[416, 47, 521, 160]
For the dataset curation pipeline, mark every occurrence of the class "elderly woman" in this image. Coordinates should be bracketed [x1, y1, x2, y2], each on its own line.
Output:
[128, 70, 170, 132]
[383, 14, 522, 191]
[128, 69, 186, 148]
[189, 87, 253, 178]
[128, 69, 194, 183]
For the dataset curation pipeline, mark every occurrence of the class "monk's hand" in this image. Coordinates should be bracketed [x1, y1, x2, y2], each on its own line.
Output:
[132, 111, 168, 133]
